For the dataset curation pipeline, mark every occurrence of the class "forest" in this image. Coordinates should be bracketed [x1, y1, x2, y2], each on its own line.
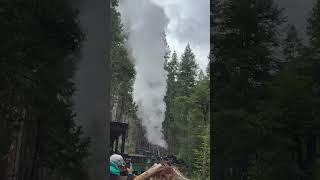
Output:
[212, 0, 320, 179]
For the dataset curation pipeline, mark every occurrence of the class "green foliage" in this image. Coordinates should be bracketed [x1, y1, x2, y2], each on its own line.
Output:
[163, 51, 179, 153]
[212, 0, 288, 179]
[111, 0, 136, 120]
[307, 0, 320, 49]
[111, 0, 139, 157]
[177, 45, 199, 96]
[212, 0, 320, 179]
[283, 25, 303, 62]
[193, 125, 210, 179]
[0, 1, 90, 179]
[163, 47, 210, 177]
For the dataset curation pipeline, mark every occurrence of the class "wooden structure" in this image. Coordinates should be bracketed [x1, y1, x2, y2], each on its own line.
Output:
[133, 162, 189, 180]
[110, 121, 128, 154]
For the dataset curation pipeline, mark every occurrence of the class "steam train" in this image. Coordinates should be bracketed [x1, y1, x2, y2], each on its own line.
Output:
[119, 153, 151, 175]
[110, 122, 181, 175]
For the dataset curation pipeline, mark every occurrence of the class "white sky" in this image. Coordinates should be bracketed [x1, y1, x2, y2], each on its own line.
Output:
[151, 0, 210, 71]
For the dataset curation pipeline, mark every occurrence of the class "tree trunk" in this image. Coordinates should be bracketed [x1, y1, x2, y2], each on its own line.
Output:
[294, 135, 304, 170]
[0, 116, 10, 180]
[306, 134, 317, 179]
[7, 119, 24, 180]
[16, 114, 39, 180]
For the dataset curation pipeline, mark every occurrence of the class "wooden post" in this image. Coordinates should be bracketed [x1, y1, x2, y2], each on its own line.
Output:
[111, 139, 114, 155]
[121, 133, 125, 154]
[115, 137, 119, 154]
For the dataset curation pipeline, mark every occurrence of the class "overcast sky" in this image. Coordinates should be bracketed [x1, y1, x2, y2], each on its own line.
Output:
[151, 0, 210, 71]
[151, 0, 316, 72]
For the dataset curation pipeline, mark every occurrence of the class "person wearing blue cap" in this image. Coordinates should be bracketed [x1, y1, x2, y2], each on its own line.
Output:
[110, 154, 134, 180]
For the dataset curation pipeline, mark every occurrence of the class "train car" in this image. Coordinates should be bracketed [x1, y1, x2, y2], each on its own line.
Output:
[120, 154, 153, 175]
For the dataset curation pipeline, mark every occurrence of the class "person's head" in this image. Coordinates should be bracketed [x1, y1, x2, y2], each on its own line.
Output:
[110, 154, 125, 167]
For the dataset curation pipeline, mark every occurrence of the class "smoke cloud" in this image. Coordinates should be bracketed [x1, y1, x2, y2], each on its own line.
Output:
[119, 0, 169, 148]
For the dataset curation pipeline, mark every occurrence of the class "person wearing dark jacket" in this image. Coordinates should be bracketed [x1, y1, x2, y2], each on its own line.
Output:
[110, 154, 134, 180]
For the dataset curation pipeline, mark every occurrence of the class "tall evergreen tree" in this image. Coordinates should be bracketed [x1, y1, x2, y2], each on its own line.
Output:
[171, 69, 210, 178]
[212, 0, 285, 179]
[307, 0, 320, 50]
[110, 0, 139, 157]
[111, 0, 136, 123]
[307, 0, 320, 86]
[248, 1, 320, 179]
[175, 45, 198, 148]
[255, 60, 316, 180]
[177, 44, 198, 97]
[283, 25, 303, 62]
[163, 50, 179, 153]
[0, 1, 89, 179]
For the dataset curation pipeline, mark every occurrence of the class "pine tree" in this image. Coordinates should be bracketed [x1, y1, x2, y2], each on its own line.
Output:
[171, 71, 210, 177]
[0, 1, 89, 179]
[163, 51, 179, 153]
[198, 70, 205, 81]
[162, 48, 209, 178]
[250, 1, 320, 179]
[177, 44, 198, 97]
[298, 1, 320, 178]
[212, 0, 285, 179]
[307, 0, 320, 86]
[283, 25, 303, 62]
[307, 0, 320, 50]
[172, 44, 198, 163]
[255, 62, 314, 180]
[110, 0, 139, 159]
[111, 0, 136, 123]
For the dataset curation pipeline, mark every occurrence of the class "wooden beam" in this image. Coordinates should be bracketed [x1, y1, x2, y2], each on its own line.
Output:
[121, 133, 126, 154]
[134, 164, 163, 180]
[115, 137, 119, 153]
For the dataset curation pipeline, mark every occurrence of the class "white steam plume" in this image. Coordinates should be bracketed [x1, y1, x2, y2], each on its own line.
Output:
[119, 0, 169, 148]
